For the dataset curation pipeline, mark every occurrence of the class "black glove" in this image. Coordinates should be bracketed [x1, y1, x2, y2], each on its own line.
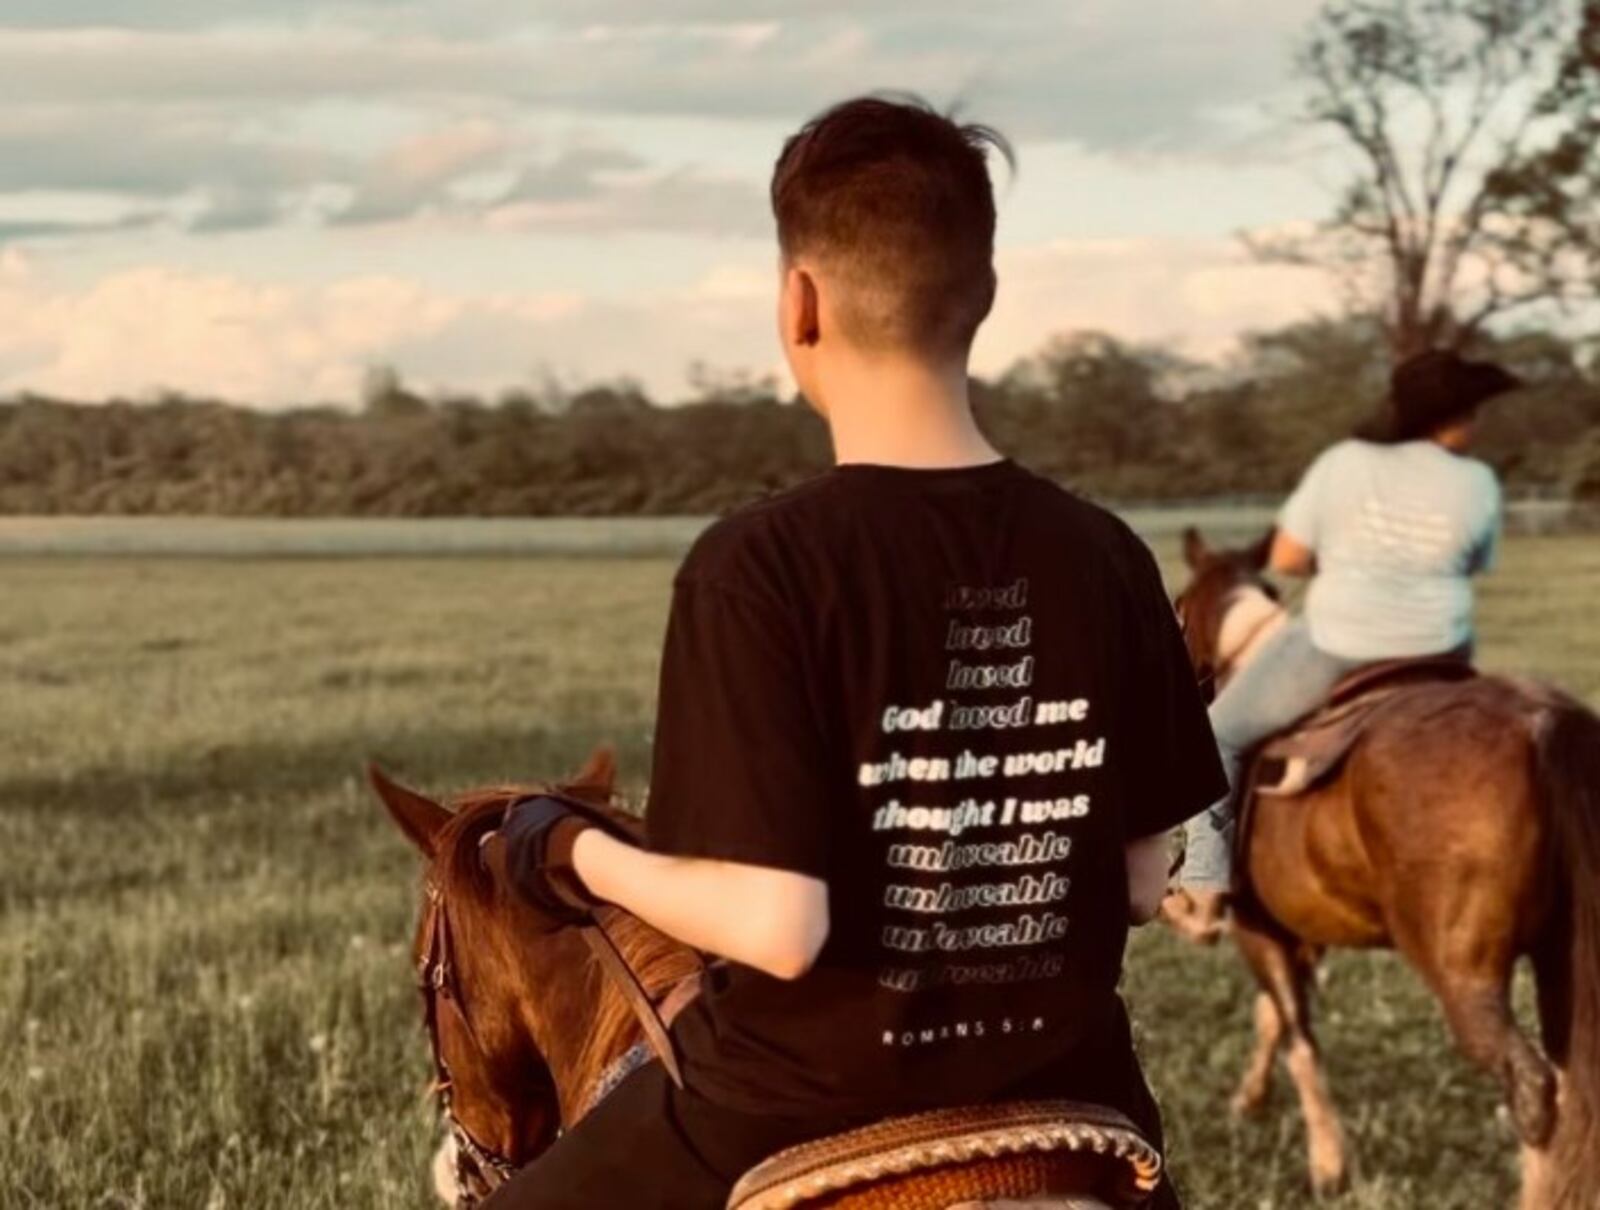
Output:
[479, 795, 612, 926]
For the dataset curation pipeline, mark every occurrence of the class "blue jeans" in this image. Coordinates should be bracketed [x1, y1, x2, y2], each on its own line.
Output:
[1179, 619, 1363, 892]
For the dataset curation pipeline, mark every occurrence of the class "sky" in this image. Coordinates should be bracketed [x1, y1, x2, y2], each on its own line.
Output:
[0, 0, 1345, 407]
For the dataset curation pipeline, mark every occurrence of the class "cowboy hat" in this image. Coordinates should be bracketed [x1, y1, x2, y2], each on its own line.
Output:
[1354, 349, 1522, 444]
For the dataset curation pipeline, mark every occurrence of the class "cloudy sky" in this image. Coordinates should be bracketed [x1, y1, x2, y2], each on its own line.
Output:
[0, 1, 1344, 407]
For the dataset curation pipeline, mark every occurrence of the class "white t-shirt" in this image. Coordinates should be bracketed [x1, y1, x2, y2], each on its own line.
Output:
[1278, 439, 1502, 661]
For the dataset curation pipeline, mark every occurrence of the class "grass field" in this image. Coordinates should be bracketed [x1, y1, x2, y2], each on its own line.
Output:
[3, 528, 1598, 1209]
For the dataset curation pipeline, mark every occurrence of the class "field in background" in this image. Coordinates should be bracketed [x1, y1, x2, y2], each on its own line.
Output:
[3, 524, 1598, 1209]
[0, 499, 1588, 557]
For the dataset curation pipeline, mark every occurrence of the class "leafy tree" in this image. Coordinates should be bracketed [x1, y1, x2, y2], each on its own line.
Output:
[997, 332, 1179, 473]
[685, 361, 782, 407]
[360, 365, 429, 419]
[1255, 0, 1599, 358]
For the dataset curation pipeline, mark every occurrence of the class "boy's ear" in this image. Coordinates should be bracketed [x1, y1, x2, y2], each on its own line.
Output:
[783, 264, 821, 349]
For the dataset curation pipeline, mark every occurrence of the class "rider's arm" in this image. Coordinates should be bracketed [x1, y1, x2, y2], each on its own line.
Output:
[1267, 530, 1315, 577]
[1274, 446, 1340, 577]
[1465, 471, 1503, 575]
[572, 832, 829, 979]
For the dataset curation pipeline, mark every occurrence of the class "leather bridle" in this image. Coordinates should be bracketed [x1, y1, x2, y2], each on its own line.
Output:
[416, 878, 517, 1206]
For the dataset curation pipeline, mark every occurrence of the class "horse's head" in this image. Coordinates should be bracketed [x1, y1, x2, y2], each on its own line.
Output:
[1174, 525, 1282, 699]
[370, 748, 623, 1206]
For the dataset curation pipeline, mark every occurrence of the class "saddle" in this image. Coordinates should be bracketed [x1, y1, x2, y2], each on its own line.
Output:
[579, 977, 1163, 1208]
[727, 1100, 1162, 1210]
[1251, 654, 1476, 799]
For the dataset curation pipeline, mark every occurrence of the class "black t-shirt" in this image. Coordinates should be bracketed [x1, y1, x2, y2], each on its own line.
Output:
[645, 460, 1225, 1116]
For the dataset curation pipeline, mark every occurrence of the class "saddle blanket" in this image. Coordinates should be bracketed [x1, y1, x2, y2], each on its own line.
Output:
[1252, 657, 1476, 798]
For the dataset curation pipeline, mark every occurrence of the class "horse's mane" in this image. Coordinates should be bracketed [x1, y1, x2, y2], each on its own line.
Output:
[433, 782, 641, 902]
[435, 785, 524, 902]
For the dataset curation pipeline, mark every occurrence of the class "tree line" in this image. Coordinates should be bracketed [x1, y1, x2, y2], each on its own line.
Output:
[2, 316, 1596, 516]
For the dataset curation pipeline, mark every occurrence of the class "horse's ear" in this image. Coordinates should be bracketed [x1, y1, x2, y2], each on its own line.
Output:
[1244, 527, 1275, 571]
[567, 745, 617, 796]
[368, 764, 451, 857]
[1181, 526, 1209, 570]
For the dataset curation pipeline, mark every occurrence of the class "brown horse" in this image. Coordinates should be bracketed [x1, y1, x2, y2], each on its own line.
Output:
[1172, 527, 1600, 1209]
[372, 748, 702, 1205]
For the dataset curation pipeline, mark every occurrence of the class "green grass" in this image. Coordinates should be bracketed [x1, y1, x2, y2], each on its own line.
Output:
[3, 532, 1598, 1209]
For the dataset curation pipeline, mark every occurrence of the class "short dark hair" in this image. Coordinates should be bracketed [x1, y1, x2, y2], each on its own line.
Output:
[771, 94, 1012, 356]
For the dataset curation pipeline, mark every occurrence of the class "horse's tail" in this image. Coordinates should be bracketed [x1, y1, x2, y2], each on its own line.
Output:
[1536, 700, 1600, 1208]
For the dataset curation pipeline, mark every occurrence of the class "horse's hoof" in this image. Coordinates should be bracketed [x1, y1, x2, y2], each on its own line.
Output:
[1158, 892, 1227, 947]
[1308, 1154, 1349, 1199]
[1311, 1171, 1348, 1199]
[1230, 1089, 1268, 1119]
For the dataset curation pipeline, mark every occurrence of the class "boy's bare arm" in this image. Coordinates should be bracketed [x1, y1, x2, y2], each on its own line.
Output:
[572, 830, 830, 980]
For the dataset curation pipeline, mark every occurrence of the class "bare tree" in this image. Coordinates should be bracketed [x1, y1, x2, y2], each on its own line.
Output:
[1255, 0, 1599, 359]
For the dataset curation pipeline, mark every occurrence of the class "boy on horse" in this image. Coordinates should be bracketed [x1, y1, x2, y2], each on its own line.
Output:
[481, 95, 1224, 1209]
[1169, 350, 1520, 940]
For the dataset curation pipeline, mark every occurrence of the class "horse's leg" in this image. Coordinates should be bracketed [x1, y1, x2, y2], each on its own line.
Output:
[1232, 912, 1347, 1195]
[1230, 990, 1283, 1118]
[1517, 917, 1573, 1210]
[1519, 1124, 1562, 1210]
[1387, 807, 1556, 1151]
[1431, 973, 1555, 1146]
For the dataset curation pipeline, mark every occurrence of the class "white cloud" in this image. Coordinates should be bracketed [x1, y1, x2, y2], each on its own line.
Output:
[332, 119, 511, 225]
[0, 237, 1335, 406]
[981, 237, 1329, 371]
[0, 4, 1326, 244]
[0, 4, 1318, 148]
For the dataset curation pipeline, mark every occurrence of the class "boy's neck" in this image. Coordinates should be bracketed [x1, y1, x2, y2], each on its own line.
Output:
[821, 352, 1001, 470]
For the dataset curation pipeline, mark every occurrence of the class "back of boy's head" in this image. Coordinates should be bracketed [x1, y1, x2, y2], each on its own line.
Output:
[771, 94, 1010, 359]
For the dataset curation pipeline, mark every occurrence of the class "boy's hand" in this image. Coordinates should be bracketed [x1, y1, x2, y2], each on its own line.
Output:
[479, 796, 607, 926]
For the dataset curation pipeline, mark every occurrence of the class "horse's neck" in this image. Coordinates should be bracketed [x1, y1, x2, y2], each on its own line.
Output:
[1219, 586, 1288, 673]
[522, 930, 613, 1123]
[531, 919, 700, 1125]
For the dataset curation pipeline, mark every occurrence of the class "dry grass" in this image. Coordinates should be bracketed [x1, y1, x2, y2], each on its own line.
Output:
[2, 528, 1597, 1208]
